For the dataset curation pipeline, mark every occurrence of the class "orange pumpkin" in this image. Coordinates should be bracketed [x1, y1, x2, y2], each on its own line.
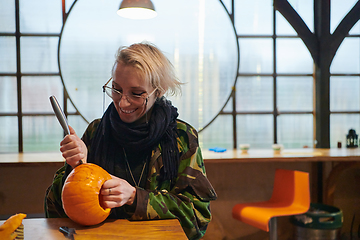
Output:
[62, 163, 112, 226]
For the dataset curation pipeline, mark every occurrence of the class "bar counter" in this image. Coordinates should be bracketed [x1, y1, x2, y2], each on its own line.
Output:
[1, 148, 360, 165]
[0, 152, 64, 165]
[0, 148, 360, 165]
[202, 148, 360, 163]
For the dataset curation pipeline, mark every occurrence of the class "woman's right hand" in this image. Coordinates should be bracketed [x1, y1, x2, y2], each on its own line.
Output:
[60, 125, 87, 168]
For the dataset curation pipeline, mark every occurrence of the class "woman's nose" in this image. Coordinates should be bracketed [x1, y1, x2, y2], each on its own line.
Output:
[118, 94, 131, 107]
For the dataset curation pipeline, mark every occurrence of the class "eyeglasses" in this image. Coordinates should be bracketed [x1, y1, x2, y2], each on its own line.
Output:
[102, 78, 157, 106]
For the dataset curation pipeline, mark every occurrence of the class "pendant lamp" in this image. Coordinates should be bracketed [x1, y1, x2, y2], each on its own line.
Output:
[117, 0, 157, 19]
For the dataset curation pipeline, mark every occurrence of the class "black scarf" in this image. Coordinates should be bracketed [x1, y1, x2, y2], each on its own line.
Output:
[88, 97, 180, 181]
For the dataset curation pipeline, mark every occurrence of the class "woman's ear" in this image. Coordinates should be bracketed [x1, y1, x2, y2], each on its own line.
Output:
[156, 89, 166, 98]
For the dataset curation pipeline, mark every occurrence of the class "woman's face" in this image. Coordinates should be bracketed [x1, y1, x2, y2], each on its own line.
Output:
[112, 62, 157, 123]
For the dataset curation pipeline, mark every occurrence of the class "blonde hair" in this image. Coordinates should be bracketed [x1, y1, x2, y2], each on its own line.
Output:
[112, 42, 182, 96]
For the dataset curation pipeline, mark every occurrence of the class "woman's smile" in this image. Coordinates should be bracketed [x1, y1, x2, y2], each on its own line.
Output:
[120, 108, 137, 114]
[112, 62, 157, 123]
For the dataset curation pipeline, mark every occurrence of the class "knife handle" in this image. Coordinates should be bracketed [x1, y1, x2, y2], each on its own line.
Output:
[49, 95, 70, 135]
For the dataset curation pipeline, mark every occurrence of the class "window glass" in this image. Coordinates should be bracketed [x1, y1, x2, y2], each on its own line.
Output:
[330, 0, 357, 33]
[66, 98, 78, 113]
[199, 115, 233, 150]
[0, 77, 17, 113]
[22, 76, 63, 113]
[20, 0, 62, 33]
[239, 38, 273, 73]
[277, 76, 313, 111]
[277, 114, 314, 148]
[276, 38, 313, 73]
[20, 37, 59, 73]
[23, 116, 62, 152]
[0, 0, 15, 32]
[237, 114, 274, 148]
[59, 0, 238, 131]
[66, 0, 76, 13]
[223, 97, 232, 112]
[0, 37, 16, 73]
[276, 12, 297, 36]
[288, 0, 314, 33]
[236, 76, 273, 111]
[349, 20, 360, 34]
[0, 117, 18, 153]
[330, 76, 360, 111]
[68, 115, 89, 139]
[331, 38, 360, 73]
[4, 1, 353, 152]
[221, 0, 232, 14]
[330, 114, 360, 148]
[235, 0, 273, 35]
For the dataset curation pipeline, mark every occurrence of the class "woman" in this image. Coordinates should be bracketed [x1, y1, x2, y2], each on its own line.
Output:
[45, 42, 217, 240]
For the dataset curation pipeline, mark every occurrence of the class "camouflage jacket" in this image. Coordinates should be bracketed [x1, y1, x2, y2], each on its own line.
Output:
[45, 119, 217, 240]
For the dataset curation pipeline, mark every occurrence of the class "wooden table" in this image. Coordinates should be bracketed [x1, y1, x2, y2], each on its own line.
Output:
[0, 218, 187, 240]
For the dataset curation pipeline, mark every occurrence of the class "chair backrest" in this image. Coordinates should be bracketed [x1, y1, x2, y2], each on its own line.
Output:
[269, 169, 310, 207]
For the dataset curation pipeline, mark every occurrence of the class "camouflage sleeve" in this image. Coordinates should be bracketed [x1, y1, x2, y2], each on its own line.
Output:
[130, 121, 217, 240]
[44, 165, 69, 218]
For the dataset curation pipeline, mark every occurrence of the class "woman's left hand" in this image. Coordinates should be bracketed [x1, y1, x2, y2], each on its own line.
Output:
[100, 175, 136, 208]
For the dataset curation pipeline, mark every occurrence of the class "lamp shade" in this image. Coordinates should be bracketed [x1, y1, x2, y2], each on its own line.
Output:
[117, 0, 157, 19]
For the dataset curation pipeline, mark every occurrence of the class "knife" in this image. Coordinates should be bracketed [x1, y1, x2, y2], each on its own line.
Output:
[49, 95, 70, 135]
[59, 226, 76, 240]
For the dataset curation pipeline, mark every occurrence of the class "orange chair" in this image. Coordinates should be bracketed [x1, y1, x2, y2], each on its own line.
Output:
[232, 169, 310, 240]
